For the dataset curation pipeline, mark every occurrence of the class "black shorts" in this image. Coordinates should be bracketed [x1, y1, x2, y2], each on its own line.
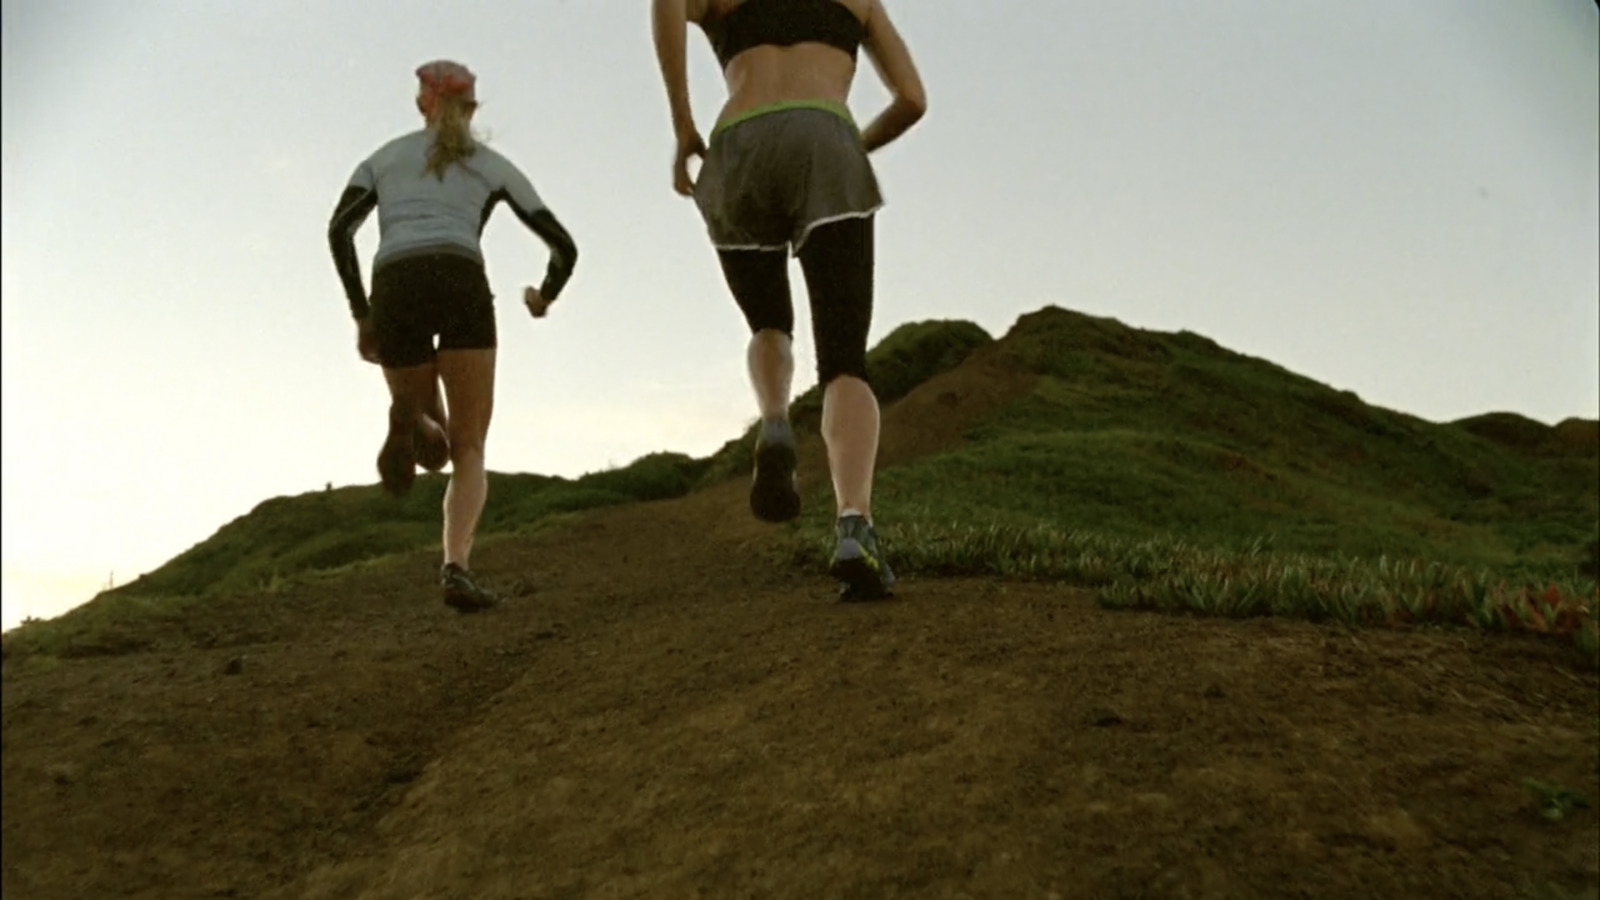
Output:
[368, 252, 496, 368]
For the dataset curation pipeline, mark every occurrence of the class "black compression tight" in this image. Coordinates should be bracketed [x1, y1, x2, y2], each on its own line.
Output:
[715, 215, 875, 386]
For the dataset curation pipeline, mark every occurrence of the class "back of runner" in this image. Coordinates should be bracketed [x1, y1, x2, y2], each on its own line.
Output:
[652, 0, 927, 599]
[328, 60, 579, 612]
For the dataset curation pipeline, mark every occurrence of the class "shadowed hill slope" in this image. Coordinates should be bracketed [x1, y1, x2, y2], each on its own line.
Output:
[4, 306, 1598, 899]
[3, 477, 1597, 899]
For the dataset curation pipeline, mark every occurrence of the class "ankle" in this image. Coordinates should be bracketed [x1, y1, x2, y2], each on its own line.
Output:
[838, 507, 871, 524]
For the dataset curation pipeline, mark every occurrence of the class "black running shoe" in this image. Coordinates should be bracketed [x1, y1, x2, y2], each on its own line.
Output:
[377, 408, 417, 497]
[441, 563, 498, 613]
[829, 514, 895, 601]
[750, 418, 801, 523]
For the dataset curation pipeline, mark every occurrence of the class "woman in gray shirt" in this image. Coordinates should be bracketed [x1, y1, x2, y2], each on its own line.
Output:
[328, 59, 578, 613]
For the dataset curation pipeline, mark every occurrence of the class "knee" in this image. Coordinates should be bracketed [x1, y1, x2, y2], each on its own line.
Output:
[448, 433, 486, 465]
[751, 326, 794, 345]
[822, 372, 873, 396]
[750, 328, 794, 354]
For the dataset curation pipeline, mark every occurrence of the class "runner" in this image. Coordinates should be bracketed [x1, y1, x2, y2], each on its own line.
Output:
[651, 0, 927, 599]
[328, 60, 579, 612]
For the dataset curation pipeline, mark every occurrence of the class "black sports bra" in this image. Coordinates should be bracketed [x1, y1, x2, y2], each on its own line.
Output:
[704, 0, 865, 70]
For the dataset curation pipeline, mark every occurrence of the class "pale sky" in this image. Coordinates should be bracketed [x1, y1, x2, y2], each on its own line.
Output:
[3, 0, 1597, 630]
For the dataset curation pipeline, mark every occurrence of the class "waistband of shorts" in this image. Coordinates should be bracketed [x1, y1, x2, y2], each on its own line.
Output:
[710, 98, 857, 140]
[373, 243, 484, 273]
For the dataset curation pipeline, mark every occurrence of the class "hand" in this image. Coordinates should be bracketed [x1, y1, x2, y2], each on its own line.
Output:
[672, 128, 706, 197]
[356, 317, 380, 364]
[524, 285, 551, 318]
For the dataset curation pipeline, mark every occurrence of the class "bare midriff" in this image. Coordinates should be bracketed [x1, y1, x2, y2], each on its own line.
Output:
[713, 43, 858, 136]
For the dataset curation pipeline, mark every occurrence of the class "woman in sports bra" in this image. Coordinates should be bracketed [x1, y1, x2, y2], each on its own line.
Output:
[328, 60, 579, 613]
[652, 0, 926, 601]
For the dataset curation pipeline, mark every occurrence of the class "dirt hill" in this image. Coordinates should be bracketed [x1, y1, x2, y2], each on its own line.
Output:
[4, 309, 1597, 899]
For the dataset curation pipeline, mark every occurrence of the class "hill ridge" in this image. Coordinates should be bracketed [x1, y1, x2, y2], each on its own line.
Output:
[4, 305, 1598, 898]
[35, 304, 1593, 615]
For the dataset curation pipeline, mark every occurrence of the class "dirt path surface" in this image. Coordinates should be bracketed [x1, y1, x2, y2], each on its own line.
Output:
[4, 480, 1598, 899]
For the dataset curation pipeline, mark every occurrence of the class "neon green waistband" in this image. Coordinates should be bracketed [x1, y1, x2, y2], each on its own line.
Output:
[711, 98, 857, 139]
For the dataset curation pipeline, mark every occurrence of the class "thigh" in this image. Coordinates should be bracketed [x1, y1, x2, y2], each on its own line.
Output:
[435, 348, 496, 449]
[796, 215, 874, 384]
[382, 361, 439, 411]
[716, 248, 794, 336]
[369, 261, 438, 369]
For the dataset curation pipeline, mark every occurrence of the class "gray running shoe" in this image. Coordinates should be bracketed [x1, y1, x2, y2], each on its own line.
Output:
[750, 418, 801, 523]
[441, 563, 498, 613]
[829, 514, 895, 601]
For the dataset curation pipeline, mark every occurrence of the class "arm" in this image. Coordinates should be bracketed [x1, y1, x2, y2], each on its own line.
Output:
[327, 185, 378, 318]
[652, 0, 709, 195]
[492, 162, 580, 304]
[859, 0, 928, 154]
[652, 0, 699, 140]
[512, 206, 579, 302]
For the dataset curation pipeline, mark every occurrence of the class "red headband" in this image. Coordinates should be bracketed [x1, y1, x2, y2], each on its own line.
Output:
[416, 60, 476, 117]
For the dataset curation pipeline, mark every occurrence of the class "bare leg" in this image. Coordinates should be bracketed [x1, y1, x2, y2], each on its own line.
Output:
[717, 249, 803, 522]
[748, 329, 794, 420]
[379, 361, 441, 494]
[423, 374, 448, 429]
[416, 373, 451, 472]
[821, 375, 879, 518]
[797, 217, 880, 522]
[434, 348, 496, 568]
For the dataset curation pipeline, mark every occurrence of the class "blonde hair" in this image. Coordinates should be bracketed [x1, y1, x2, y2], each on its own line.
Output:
[425, 95, 480, 179]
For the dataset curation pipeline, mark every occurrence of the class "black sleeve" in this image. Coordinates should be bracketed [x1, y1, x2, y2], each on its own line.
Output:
[328, 186, 378, 318]
[510, 205, 579, 302]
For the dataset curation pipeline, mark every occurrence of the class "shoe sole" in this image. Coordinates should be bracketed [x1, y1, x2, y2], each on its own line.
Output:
[443, 585, 496, 613]
[750, 439, 801, 523]
[830, 541, 893, 601]
[416, 423, 450, 473]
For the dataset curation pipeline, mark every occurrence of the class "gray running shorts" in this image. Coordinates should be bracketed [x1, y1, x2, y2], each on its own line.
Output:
[693, 100, 883, 255]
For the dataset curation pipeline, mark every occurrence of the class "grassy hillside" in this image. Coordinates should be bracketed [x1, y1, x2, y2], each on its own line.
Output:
[74, 318, 993, 607]
[849, 307, 1597, 575]
[107, 453, 710, 601]
[10, 305, 1596, 657]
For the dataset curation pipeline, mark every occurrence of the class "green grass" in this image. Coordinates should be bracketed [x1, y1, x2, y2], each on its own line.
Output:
[779, 518, 1598, 658]
[771, 306, 1598, 657]
[859, 307, 1596, 577]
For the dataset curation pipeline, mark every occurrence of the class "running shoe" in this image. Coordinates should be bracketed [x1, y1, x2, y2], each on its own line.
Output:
[750, 417, 801, 523]
[377, 409, 417, 497]
[415, 418, 450, 473]
[829, 514, 895, 601]
[441, 563, 498, 613]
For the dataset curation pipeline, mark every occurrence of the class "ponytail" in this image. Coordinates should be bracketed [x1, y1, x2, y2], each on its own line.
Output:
[425, 95, 479, 178]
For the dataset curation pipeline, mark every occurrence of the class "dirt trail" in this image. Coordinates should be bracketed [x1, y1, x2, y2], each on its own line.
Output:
[4, 479, 1598, 900]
